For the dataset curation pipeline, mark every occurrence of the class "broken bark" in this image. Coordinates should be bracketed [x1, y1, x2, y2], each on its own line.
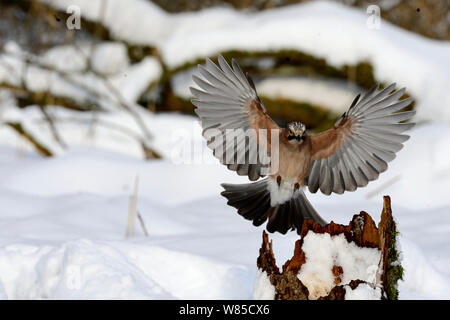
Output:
[256, 196, 403, 300]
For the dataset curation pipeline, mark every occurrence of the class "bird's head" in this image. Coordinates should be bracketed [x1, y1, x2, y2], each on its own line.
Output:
[286, 121, 306, 143]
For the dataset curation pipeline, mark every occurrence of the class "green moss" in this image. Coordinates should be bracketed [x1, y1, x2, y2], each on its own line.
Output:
[154, 88, 196, 115]
[384, 227, 404, 300]
[166, 49, 377, 90]
[150, 49, 414, 131]
[154, 49, 379, 129]
[127, 45, 156, 63]
[153, 91, 339, 131]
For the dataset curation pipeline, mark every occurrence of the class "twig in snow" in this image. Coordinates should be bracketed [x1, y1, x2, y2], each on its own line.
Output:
[126, 175, 139, 237]
[38, 104, 67, 149]
[137, 211, 149, 237]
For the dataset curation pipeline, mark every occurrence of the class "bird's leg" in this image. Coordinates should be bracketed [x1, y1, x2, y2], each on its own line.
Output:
[276, 176, 282, 186]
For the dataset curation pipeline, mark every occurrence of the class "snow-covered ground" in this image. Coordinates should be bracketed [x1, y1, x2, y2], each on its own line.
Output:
[0, 0, 449, 299]
[1, 106, 450, 299]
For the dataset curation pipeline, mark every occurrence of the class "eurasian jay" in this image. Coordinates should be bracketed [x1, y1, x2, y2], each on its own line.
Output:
[190, 55, 414, 234]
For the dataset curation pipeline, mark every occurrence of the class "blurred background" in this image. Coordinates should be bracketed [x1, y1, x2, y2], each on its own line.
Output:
[0, 0, 449, 300]
[1, 0, 448, 159]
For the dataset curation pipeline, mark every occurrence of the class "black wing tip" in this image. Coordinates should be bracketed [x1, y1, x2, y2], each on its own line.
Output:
[245, 72, 257, 92]
[349, 93, 361, 109]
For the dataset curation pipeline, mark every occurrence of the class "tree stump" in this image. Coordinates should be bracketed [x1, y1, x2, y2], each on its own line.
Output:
[255, 196, 403, 300]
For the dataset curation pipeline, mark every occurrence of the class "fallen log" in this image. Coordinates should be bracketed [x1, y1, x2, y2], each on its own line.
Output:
[255, 196, 403, 300]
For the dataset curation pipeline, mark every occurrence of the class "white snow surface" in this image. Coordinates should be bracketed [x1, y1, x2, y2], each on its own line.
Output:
[253, 269, 275, 300]
[0, 106, 450, 299]
[345, 283, 382, 300]
[40, 0, 450, 122]
[297, 232, 381, 299]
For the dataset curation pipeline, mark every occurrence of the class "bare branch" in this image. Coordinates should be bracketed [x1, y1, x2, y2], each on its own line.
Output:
[4, 121, 53, 157]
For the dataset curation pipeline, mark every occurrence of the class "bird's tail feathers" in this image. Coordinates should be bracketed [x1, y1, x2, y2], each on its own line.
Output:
[221, 179, 327, 234]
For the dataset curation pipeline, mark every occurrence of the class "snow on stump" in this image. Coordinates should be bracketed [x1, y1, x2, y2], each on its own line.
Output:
[254, 196, 403, 300]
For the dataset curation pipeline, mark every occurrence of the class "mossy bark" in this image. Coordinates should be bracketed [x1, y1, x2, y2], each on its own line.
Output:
[379, 196, 404, 300]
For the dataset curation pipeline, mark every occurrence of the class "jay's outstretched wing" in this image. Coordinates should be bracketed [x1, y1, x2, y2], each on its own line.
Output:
[190, 55, 280, 181]
[305, 83, 414, 195]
